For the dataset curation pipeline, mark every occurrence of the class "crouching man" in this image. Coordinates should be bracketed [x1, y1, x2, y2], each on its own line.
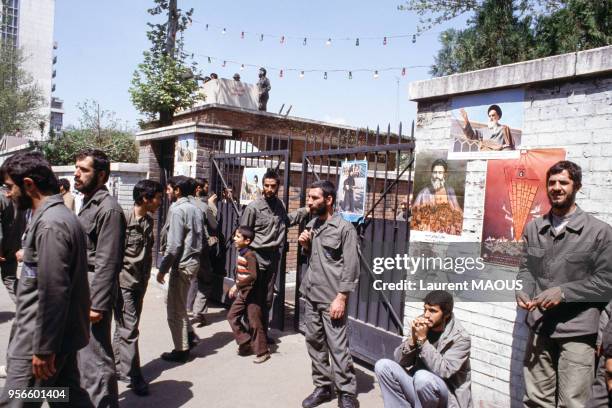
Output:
[375, 290, 472, 408]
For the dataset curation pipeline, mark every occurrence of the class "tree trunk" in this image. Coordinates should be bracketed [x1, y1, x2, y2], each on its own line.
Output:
[159, 109, 173, 126]
[165, 0, 178, 57]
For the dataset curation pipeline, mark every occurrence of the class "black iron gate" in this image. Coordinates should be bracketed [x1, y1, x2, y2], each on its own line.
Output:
[209, 135, 292, 330]
[297, 123, 415, 365]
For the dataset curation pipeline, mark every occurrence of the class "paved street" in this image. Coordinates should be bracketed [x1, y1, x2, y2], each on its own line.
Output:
[0, 277, 384, 408]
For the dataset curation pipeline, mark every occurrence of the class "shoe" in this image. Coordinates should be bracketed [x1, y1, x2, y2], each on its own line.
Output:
[160, 349, 189, 363]
[253, 353, 271, 364]
[337, 393, 359, 408]
[188, 331, 199, 349]
[0, 365, 6, 379]
[237, 343, 252, 356]
[302, 386, 333, 408]
[195, 315, 208, 328]
[129, 377, 149, 396]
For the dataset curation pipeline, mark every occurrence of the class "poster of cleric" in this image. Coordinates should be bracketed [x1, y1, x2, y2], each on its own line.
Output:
[448, 89, 524, 160]
[410, 150, 467, 238]
[336, 160, 368, 222]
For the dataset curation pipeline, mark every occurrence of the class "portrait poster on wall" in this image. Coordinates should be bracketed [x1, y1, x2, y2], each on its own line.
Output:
[448, 89, 524, 160]
[410, 150, 467, 238]
[336, 160, 368, 222]
[240, 167, 267, 205]
[174, 134, 197, 177]
[481, 148, 567, 266]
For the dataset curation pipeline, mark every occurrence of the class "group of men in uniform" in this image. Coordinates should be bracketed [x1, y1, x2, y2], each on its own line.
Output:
[0, 150, 363, 408]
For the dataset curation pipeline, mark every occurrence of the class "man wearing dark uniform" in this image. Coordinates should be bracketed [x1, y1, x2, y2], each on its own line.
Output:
[0, 151, 92, 407]
[0, 190, 25, 303]
[75, 149, 126, 408]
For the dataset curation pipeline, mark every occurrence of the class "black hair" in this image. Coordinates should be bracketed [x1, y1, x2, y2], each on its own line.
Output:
[194, 177, 208, 196]
[430, 158, 448, 173]
[237, 225, 255, 242]
[546, 160, 582, 188]
[259, 67, 267, 75]
[424, 290, 454, 316]
[58, 178, 71, 192]
[262, 168, 280, 184]
[167, 175, 196, 197]
[0, 151, 59, 195]
[310, 180, 336, 206]
[133, 179, 163, 205]
[75, 148, 111, 183]
[487, 104, 502, 119]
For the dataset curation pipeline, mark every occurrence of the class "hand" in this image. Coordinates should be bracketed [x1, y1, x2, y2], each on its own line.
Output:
[229, 285, 237, 299]
[532, 286, 564, 310]
[412, 317, 429, 341]
[32, 353, 56, 380]
[298, 230, 312, 250]
[606, 358, 612, 392]
[516, 291, 534, 311]
[329, 293, 347, 320]
[156, 271, 165, 284]
[208, 193, 217, 205]
[89, 310, 103, 324]
[459, 108, 468, 123]
[15, 249, 23, 262]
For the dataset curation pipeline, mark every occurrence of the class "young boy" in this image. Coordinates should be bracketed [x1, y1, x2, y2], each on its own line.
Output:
[227, 225, 270, 363]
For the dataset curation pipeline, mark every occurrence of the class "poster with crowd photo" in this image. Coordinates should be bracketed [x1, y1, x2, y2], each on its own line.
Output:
[240, 167, 266, 205]
[337, 160, 368, 222]
[448, 89, 524, 160]
[481, 148, 566, 266]
[174, 134, 197, 177]
[410, 150, 467, 238]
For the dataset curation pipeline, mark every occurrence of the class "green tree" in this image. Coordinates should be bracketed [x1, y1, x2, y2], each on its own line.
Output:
[401, 0, 612, 76]
[130, 0, 202, 126]
[0, 45, 45, 137]
[41, 100, 138, 165]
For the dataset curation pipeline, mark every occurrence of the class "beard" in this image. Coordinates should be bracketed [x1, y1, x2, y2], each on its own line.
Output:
[431, 176, 445, 191]
[548, 189, 577, 210]
[309, 202, 327, 216]
[75, 175, 98, 195]
[13, 188, 33, 210]
[487, 119, 499, 129]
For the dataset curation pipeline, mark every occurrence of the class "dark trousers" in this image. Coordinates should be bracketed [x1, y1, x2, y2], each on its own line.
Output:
[0, 352, 93, 408]
[0, 259, 17, 304]
[78, 311, 119, 408]
[304, 298, 356, 395]
[227, 287, 268, 356]
[193, 246, 213, 316]
[256, 254, 280, 333]
[585, 353, 610, 408]
[112, 287, 145, 381]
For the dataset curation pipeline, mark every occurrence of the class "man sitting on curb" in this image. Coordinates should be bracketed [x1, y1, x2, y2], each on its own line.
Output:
[375, 290, 473, 408]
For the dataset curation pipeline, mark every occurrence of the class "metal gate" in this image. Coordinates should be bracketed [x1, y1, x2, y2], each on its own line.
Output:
[297, 123, 415, 364]
[209, 134, 292, 330]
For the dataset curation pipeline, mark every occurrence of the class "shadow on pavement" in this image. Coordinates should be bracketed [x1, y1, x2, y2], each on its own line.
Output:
[0, 311, 14, 324]
[119, 380, 193, 407]
[355, 366, 376, 395]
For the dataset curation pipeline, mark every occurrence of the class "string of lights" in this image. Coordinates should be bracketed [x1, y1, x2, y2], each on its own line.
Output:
[191, 20, 439, 46]
[195, 54, 429, 79]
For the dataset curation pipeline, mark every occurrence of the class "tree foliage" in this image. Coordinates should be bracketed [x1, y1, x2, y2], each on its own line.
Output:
[400, 0, 612, 76]
[129, 0, 203, 125]
[0, 45, 45, 137]
[41, 100, 138, 165]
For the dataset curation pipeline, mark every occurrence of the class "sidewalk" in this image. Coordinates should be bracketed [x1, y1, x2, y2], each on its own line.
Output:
[0, 281, 384, 407]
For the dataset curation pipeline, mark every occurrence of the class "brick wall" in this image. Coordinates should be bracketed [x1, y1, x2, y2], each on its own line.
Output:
[409, 74, 612, 407]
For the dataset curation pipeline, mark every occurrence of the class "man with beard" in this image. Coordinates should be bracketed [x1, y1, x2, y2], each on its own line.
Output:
[297, 180, 360, 408]
[240, 169, 308, 337]
[0, 185, 26, 303]
[156, 176, 202, 363]
[375, 290, 472, 408]
[0, 151, 92, 407]
[113, 179, 163, 396]
[74, 149, 126, 408]
[257, 67, 271, 111]
[516, 160, 612, 407]
[459, 105, 515, 151]
[412, 159, 461, 211]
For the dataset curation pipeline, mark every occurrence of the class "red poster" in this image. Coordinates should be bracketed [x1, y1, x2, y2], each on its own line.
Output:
[481, 148, 566, 266]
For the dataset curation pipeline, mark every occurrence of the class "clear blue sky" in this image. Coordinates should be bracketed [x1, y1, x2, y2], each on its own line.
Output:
[54, 1, 468, 132]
